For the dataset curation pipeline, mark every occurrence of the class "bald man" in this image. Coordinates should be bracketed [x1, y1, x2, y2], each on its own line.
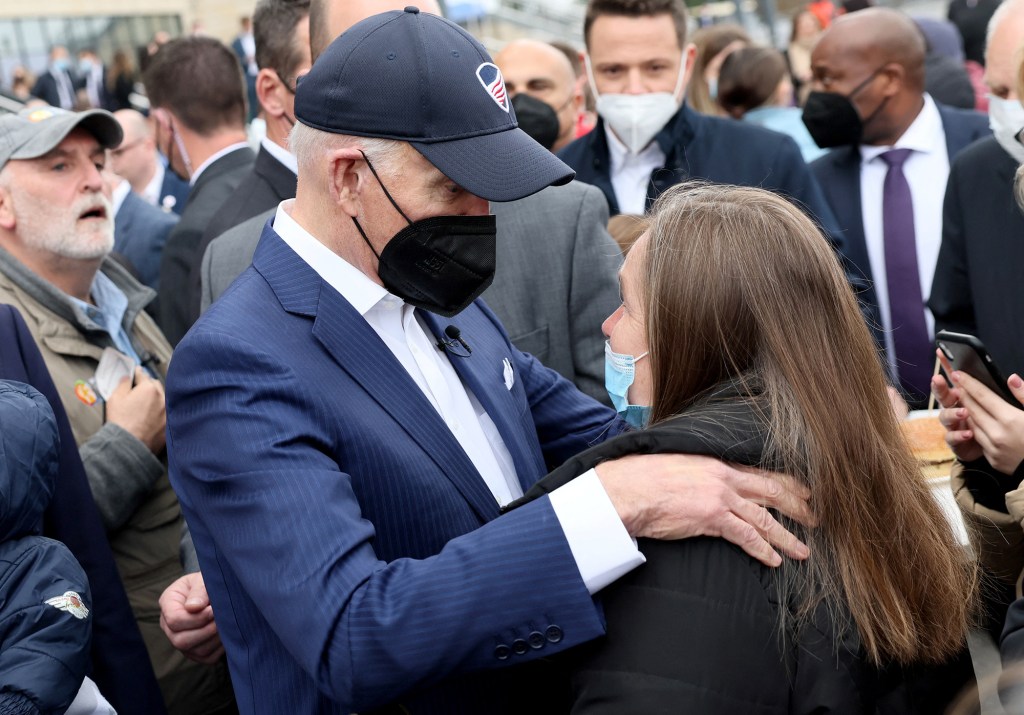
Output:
[110, 109, 189, 215]
[805, 7, 988, 409]
[495, 39, 585, 152]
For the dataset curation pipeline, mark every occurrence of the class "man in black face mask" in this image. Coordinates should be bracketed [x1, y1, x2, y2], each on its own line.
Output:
[162, 9, 811, 713]
[805, 7, 988, 409]
[495, 39, 586, 153]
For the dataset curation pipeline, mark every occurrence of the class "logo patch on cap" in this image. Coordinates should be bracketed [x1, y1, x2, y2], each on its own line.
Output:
[27, 109, 53, 122]
[476, 63, 509, 113]
[45, 591, 90, 619]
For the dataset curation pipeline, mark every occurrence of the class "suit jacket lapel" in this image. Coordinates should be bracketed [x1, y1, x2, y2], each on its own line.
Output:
[420, 310, 546, 492]
[252, 228, 501, 522]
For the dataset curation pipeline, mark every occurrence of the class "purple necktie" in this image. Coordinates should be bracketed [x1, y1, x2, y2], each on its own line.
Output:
[880, 148, 932, 398]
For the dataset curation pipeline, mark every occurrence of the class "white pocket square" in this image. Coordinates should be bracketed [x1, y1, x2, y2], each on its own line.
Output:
[503, 358, 514, 390]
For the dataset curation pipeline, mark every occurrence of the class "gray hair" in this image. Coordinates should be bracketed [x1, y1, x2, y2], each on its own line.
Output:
[986, 0, 1024, 56]
[289, 121, 406, 179]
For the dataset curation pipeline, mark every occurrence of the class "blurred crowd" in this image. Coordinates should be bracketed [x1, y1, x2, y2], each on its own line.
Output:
[2, 0, 1024, 713]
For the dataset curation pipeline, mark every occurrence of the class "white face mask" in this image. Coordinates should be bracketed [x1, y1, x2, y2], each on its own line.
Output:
[586, 53, 687, 155]
[988, 95, 1024, 164]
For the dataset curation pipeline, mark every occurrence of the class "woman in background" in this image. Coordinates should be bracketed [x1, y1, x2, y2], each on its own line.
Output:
[107, 50, 136, 111]
[516, 183, 976, 714]
[718, 46, 827, 162]
[688, 24, 750, 115]
[785, 9, 823, 104]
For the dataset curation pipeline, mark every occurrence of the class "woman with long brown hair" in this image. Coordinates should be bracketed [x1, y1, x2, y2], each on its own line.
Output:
[688, 24, 750, 115]
[514, 183, 976, 713]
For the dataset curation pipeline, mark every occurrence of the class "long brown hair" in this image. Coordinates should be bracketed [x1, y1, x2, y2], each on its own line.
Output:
[640, 183, 975, 666]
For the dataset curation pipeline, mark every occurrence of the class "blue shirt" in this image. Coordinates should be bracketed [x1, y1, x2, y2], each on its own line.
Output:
[68, 272, 141, 365]
[743, 106, 828, 163]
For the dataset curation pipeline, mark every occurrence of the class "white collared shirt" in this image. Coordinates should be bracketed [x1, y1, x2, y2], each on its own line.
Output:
[111, 178, 131, 217]
[141, 160, 165, 208]
[859, 94, 948, 378]
[260, 137, 298, 176]
[189, 142, 251, 187]
[272, 200, 644, 593]
[606, 124, 666, 216]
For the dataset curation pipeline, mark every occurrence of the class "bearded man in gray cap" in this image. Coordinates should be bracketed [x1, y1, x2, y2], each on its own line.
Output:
[164, 10, 809, 714]
[0, 106, 235, 714]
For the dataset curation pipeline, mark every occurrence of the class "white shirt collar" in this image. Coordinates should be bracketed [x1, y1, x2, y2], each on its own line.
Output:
[141, 160, 164, 206]
[272, 199, 390, 315]
[190, 142, 251, 186]
[260, 136, 298, 176]
[860, 94, 944, 164]
[111, 178, 131, 216]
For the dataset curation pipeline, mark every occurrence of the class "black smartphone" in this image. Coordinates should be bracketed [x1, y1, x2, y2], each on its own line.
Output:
[935, 330, 1015, 403]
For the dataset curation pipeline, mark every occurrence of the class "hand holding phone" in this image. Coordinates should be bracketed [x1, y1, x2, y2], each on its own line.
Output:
[935, 331, 1014, 404]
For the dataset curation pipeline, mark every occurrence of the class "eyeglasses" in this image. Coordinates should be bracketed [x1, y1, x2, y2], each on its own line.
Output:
[275, 69, 309, 95]
[110, 139, 145, 157]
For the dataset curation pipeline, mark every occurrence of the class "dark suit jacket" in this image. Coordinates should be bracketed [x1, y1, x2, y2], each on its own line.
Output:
[0, 305, 166, 715]
[158, 146, 254, 346]
[809, 102, 990, 352]
[558, 104, 841, 231]
[114, 189, 179, 291]
[167, 224, 621, 713]
[189, 145, 297, 320]
[159, 166, 190, 216]
[929, 136, 1024, 375]
[30, 70, 74, 109]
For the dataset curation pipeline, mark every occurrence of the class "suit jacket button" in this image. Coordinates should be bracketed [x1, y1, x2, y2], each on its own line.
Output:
[545, 625, 563, 643]
[494, 644, 511, 661]
[512, 639, 529, 655]
[527, 631, 545, 650]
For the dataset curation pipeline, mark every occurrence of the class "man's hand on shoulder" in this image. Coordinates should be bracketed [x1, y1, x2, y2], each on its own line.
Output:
[595, 454, 813, 567]
[106, 367, 166, 454]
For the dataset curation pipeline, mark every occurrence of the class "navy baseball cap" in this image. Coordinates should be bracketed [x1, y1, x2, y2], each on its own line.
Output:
[294, 6, 574, 202]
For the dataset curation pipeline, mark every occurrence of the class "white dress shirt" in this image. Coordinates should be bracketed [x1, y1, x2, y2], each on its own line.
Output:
[189, 142, 251, 187]
[141, 160, 165, 208]
[273, 200, 644, 593]
[260, 136, 298, 176]
[606, 125, 666, 216]
[859, 94, 948, 378]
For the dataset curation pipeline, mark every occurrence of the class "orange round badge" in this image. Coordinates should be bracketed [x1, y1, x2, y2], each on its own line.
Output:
[74, 380, 97, 406]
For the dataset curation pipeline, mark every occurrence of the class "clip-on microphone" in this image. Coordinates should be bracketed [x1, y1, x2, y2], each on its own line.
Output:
[436, 325, 472, 357]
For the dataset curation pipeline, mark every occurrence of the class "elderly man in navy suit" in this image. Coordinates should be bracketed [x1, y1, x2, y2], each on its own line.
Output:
[806, 7, 989, 409]
[164, 10, 809, 714]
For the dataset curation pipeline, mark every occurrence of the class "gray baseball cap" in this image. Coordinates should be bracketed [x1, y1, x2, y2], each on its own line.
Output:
[0, 106, 123, 170]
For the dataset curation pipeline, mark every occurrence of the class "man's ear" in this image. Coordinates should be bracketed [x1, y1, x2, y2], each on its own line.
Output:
[679, 42, 698, 100]
[256, 68, 284, 118]
[879, 63, 905, 97]
[327, 147, 369, 218]
[0, 182, 16, 232]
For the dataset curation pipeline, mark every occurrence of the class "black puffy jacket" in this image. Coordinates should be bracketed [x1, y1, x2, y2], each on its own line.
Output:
[0, 381, 92, 715]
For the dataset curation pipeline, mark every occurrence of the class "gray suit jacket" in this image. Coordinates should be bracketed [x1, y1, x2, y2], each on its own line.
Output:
[201, 181, 621, 404]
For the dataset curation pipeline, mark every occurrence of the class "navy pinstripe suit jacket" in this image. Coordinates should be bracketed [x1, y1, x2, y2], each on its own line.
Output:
[166, 223, 624, 713]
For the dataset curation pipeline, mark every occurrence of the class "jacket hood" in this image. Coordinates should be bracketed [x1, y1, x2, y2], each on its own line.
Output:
[0, 380, 58, 540]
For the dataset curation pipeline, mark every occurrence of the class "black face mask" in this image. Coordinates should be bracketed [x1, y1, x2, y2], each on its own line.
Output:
[802, 70, 886, 148]
[352, 152, 497, 318]
[510, 93, 560, 151]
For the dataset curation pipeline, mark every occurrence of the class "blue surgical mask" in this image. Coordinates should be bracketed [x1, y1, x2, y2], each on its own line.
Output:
[708, 78, 718, 101]
[605, 341, 651, 429]
[52, 59, 69, 72]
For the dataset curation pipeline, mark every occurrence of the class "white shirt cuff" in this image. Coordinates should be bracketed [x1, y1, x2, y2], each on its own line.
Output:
[548, 468, 646, 594]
